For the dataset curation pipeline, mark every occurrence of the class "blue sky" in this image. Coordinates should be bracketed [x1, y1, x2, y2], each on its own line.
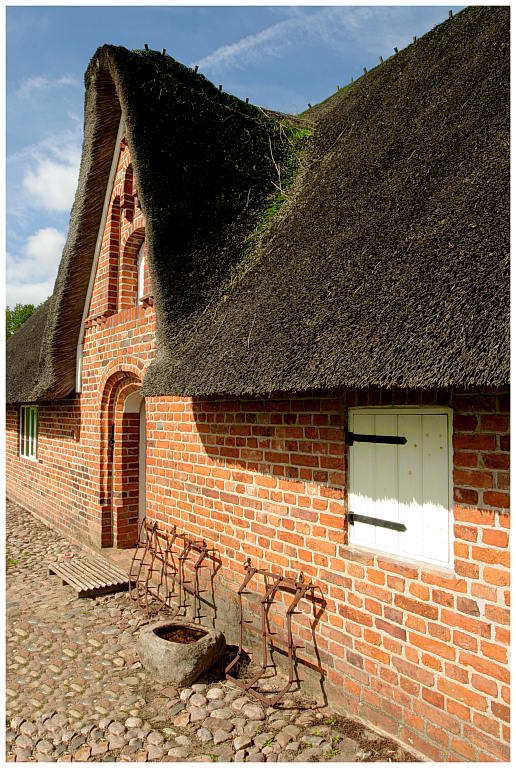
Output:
[6, 3, 463, 307]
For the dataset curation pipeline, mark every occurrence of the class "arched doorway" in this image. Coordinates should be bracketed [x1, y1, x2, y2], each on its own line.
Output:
[100, 372, 145, 548]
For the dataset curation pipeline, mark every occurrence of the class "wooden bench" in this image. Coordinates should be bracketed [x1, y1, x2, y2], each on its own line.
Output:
[48, 555, 130, 598]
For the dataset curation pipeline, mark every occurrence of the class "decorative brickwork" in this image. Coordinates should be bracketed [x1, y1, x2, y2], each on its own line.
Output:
[5, 140, 510, 761]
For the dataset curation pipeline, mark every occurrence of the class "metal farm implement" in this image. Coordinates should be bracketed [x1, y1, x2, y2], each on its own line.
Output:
[129, 519, 210, 619]
[225, 558, 315, 706]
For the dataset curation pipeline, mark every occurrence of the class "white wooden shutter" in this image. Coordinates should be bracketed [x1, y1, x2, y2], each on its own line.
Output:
[348, 410, 451, 567]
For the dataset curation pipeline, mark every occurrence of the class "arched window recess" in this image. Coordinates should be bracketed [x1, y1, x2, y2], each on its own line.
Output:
[122, 163, 134, 221]
[137, 241, 151, 304]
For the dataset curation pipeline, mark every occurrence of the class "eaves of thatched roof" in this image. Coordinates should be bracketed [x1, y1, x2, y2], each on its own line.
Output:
[5, 299, 51, 404]
[6, 6, 509, 404]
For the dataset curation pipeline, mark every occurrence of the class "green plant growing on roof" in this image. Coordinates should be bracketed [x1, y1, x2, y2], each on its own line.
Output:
[229, 120, 312, 285]
[6, 557, 18, 570]
[244, 122, 311, 245]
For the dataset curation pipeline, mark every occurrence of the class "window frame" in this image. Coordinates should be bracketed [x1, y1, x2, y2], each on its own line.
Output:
[19, 404, 38, 461]
[347, 406, 454, 570]
[137, 242, 145, 303]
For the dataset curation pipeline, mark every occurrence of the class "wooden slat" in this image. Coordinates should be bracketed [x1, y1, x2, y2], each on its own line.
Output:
[48, 556, 129, 597]
[74, 558, 117, 587]
[88, 555, 129, 581]
[62, 560, 99, 589]
[49, 562, 85, 588]
[48, 563, 92, 597]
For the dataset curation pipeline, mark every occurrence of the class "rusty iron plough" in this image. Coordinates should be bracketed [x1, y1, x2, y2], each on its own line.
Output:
[225, 558, 316, 706]
[129, 519, 210, 620]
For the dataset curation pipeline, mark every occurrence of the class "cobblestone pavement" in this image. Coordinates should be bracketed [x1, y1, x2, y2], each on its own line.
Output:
[6, 500, 418, 762]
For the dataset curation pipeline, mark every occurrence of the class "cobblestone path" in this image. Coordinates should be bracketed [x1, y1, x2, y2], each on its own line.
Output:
[6, 500, 417, 762]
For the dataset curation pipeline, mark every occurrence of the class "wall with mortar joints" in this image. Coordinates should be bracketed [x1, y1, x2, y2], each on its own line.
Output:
[6, 138, 156, 549]
[143, 386, 509, 762]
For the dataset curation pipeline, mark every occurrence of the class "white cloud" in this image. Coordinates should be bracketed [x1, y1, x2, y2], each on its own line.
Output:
[6, 280, 55, 308]
[194, 7, 373, 73]
[6, 227, 65, 306]
[24, 227, 65, 272]
[194, 6, 450, 75]
[22, 143, 80, 212]
[195, 19, 291, 71]
[17, 74, 78, 99]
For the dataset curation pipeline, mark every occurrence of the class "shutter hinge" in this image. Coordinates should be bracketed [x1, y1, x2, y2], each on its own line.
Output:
[346, 431, 407, 446]
[347, 513, 407, 532]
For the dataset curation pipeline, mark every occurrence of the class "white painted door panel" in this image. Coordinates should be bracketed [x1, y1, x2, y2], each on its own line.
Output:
[398, 414, 424, 559]
[422, 414, 449, 563]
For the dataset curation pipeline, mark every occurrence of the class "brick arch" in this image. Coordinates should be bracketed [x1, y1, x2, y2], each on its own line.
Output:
[97, 357, 146, 404]
[118, 226, 145, 310]
[99, 368, 144, 547]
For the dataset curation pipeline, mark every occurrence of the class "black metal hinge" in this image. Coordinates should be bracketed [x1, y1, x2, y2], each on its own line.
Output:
[347, 513, 407, 532]
[346, 431, 407, 446]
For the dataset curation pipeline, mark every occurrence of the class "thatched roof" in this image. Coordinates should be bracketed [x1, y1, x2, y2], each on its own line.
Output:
[6, 6, 509, 403]
[144, 5, 509, 395]
[5, 299, 51, 404]
[6, 44, 298, 403]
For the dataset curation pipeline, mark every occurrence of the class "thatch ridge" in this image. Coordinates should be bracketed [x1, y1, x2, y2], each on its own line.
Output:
[143, 5, 509, 396]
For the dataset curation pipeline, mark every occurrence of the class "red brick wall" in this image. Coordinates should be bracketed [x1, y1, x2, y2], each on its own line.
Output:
[6, 387, 510, 761]
[143, 388, 509, 762]
[5, 396, 95, 543]
[6, 137, 156, 549]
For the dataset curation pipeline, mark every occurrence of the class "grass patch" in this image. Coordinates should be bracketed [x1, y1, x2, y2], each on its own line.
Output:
[6, 557, 19, 570]
[324, 734, 341, 760]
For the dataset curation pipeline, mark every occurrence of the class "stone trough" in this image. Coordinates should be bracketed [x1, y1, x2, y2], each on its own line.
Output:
[137, 621, 226, 687]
